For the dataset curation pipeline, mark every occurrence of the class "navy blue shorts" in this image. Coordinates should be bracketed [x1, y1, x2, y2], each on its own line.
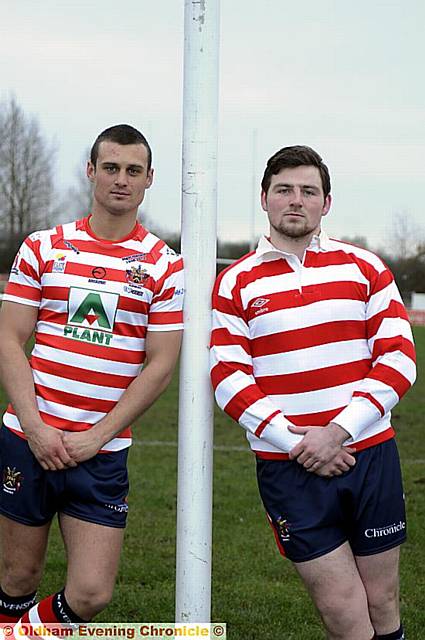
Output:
[256, 439, 406, 563]
[0, 425, 129, 528]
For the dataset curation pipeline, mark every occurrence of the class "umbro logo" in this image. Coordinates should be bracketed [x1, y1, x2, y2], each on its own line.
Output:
[251, 298, 270, 308]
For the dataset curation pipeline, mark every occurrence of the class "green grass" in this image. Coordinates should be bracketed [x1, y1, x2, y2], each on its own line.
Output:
[0, 328, 424, 638]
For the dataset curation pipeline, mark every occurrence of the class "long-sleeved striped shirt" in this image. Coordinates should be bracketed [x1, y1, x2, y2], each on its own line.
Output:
[2, 216, 184, 451]
[210, 232, 416, 459]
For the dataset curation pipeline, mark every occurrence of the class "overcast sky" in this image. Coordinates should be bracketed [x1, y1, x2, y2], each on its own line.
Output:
[1, 1, 424, 248]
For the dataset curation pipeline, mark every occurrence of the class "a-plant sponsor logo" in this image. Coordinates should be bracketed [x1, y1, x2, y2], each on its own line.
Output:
[64, 288, 119, 346]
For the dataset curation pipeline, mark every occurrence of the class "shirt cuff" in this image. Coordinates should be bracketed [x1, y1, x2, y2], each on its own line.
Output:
[259, 412, 303, 452]
[333, 398, 382, 441]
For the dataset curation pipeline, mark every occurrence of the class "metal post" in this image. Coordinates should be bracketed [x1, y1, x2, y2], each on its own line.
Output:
[249, 128, 258, 251]
[175, 0, 220, 623]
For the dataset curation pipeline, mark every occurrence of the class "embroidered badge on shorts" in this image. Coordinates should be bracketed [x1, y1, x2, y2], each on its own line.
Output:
[2, 466, 23, 495]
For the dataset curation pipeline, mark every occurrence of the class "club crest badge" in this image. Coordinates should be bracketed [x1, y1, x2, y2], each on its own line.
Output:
[125, 264, 149, 287]
[2, 466, 23, 495]
[276, 516, 291, 542]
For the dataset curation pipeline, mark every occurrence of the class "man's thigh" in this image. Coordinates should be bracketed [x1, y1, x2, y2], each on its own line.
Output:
[294, 542, 375, 640]
[59, 514, 125, 599]
[0, 515, 51, 594]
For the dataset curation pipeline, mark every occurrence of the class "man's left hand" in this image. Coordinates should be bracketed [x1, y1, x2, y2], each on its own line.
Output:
[288, 422, 350, 471]
[62, 429, 105, 464]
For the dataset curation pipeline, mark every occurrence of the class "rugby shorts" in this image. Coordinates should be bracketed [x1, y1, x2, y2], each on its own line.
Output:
[256, 438, 406, 563]
[0, 424, 129, 528]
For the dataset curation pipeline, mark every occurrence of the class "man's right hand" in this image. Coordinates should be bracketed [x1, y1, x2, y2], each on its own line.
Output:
[312, 447, 356, 478]
[25, 424, 77, 471]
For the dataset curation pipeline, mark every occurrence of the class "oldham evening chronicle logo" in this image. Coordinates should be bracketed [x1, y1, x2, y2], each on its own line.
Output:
[64, 288, 119, 346]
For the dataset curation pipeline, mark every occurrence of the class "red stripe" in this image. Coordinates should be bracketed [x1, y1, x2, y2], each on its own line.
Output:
[18, 258, 39, 281]
[213, 294, 243, 316]
[257, 359, 371, 395]
[35, 333, 144, 364]
[210, 327, 251, 353]
[224, 384, 266, 422]
[367, 363, 412, 397]
[254, 410, 281, 437]
[153, 286, 175, 303]
[251, 320, 366, 357]
[31, 355, 136, 388]
[210, 362, 253, 391]
[4, 282, 40, 301]
[353, 391, 385, 416]
[37, 310, 148, 339]
[36, 595, 58, 623]
[367, 300, 409, 337]
[35, 384, 116, 413]
[285, 406, 347, 426]
[371, 336, 416, 362]
[113, 322, 147, 338]
[39, 410, 132, 437]
[148, 310, 183, 324]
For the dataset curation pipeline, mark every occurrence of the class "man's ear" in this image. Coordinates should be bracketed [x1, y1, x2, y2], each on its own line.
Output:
[87, 161, 96, 182]
[260, 189, 268, 212]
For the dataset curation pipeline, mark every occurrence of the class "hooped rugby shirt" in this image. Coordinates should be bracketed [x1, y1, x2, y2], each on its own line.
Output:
[210, 232, 416, 459]
[2, 216, 184, 451]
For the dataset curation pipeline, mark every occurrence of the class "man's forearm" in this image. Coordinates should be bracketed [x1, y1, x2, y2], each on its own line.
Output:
[0, 338, 42, 433]
[89, 360, 175, 447]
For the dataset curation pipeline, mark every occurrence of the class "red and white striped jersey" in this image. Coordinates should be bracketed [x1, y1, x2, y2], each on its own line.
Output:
[2, 216, 184, 451]
[210, 232, 416, 459]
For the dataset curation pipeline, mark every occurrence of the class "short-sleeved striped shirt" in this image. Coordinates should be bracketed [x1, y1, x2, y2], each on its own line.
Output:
[3, 216, 184, 451]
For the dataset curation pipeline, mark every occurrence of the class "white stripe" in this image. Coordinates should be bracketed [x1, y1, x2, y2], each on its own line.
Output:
[33, 344, 142, 377]
[241, 262, 370, 303]
[213, 309, 250, 337]
[253, 339, 371, 376]
[239, 397, 279, 434]
[36, 397, 106, 423]
[214, 369, 254, 410]
[210, 344, 251, 366]
[248, 298, 366, 336]
[367, 281, 403, 319]
[147, 323, 184, 332]
[269, 380, 361, 413]
[33, 370, 125, 401]
[368, 317, 413, 350]
[2, 294, 39, 307]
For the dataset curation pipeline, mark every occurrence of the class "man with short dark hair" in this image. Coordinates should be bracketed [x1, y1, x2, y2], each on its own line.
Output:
[0, 124, 184, 627]
[210, 145, 415, 640]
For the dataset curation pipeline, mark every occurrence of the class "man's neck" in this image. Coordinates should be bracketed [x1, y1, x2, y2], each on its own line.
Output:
[269, 229, 318, 261]
[89, 208, 138, 241]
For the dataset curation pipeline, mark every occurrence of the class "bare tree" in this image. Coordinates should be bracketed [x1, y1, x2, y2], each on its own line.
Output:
[385, 211, 425, 259]
[62, 148, 93, 221]
[0, 96, 57, 249]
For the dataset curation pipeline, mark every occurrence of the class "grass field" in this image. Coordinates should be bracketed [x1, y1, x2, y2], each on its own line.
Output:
[0, 328, 424, 639]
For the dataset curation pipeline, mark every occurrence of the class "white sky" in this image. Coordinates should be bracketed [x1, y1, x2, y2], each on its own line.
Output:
[1, 0, 424, 248]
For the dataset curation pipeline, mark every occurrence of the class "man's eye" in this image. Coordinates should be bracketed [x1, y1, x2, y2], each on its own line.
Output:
[128, 168, 140, 176]
[303, 189, 315, 196]
[105, 166, 116, 173]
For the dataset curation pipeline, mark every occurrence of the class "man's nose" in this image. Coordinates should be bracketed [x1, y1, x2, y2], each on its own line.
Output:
[114, 169, 128, 185]
[289, 188, 302, 206]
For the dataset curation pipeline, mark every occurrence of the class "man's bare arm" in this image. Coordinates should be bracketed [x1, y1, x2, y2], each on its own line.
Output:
[0, 301, 76, 471]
